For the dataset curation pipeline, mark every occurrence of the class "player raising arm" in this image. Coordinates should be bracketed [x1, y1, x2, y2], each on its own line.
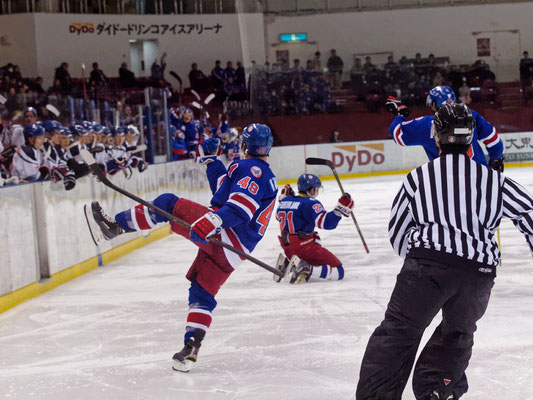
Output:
[385, 85, 504, 171]
[274, 174, 354, 284]
[87, 123, 278, 373]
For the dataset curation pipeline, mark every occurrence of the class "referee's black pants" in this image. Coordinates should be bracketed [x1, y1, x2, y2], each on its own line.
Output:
[356, 257, 494, 400]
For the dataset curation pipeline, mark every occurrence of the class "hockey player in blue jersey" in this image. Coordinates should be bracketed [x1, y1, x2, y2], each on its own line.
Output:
[87, 123, 278, 373]
[169, 107, 198, 156]
[275, 174, 354, 284]
[385, 85, 505, 171]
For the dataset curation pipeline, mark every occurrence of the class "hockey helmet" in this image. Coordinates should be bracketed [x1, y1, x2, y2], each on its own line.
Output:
[92, 124, 104, 134]
[431, 103, 475, 146]
[297, 174, 322, 194]
[114, 126, 126, 136]
[82, 120, 94, 132]
[426, 86, 456, 108]
[42, 120, 62, 134]
[241, 123, 273, 156]
[23, 124, 46, 141]
[70, 124, 88, 137]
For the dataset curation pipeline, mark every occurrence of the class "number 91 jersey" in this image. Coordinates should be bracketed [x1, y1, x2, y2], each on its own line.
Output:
[208, 158, 278, 252]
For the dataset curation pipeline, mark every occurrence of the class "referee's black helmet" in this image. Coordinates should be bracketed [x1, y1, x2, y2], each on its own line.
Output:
[432, 103, 475, 146]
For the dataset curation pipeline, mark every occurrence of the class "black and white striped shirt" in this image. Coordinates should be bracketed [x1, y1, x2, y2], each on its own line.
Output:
[389, 153, 533, 274]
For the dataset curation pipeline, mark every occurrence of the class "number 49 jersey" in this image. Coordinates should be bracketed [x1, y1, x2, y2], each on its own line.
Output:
[207, 158, 278, 252]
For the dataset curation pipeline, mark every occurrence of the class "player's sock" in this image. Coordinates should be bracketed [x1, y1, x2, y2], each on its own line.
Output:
[114, 193, 180, 232]
[310, 264, 345, 281]
[429, 391, 454, 400]
[185, 307, 213, 341]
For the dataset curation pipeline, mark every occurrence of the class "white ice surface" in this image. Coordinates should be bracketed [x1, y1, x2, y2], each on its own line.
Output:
[1, 168, 533, 400]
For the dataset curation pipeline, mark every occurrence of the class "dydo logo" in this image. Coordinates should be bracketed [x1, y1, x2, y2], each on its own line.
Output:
[69, 22, 95, 35]
[331, 143, 385, 171]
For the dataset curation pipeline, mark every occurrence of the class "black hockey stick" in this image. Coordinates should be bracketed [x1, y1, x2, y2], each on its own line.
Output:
[306, 157, 370, 254]
[80, 149, 283, 277]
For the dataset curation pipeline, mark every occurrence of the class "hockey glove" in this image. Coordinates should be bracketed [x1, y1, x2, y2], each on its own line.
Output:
[38, 166, 50, 180]
[334, 193, 355, 217]
[196, 138, 222, 164]
[488, 156, 505, 173]
[384, 96, 410, 117]
[190, 212, 223, 244]
[278, 184, 295, 202]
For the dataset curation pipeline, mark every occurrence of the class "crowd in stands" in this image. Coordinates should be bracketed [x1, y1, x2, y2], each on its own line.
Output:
[247, 49, 502, 115]
[187, 60, 247, 103]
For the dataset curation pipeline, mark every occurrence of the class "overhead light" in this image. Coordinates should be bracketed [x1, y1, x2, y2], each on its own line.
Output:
[129, 39, 137, 43]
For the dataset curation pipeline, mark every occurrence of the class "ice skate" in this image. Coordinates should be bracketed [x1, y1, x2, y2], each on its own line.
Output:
[273, 253, 290, 283]
[89, 201, 123, 241]
[286, 256, 312, 284]
[429, 391, 453, 400]
[172, 330, 205, 373]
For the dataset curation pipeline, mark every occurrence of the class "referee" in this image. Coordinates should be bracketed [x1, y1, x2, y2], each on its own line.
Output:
[356, 103, 533, 400]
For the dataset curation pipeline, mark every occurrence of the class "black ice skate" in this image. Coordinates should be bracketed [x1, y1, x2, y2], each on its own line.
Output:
[85, 201, 123, 246]
[287, 256, 313, 284]
[273, 253, 290, 283]
[429, 390, 454, 400]
[172, 330, 206, 373]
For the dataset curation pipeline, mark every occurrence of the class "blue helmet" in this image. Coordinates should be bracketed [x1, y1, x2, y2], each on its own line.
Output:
[23, 124, 46, 141]
[42, 120, 62, 134]
[297, 174, 322, 193]
[426, 86, 456, 108]
[242, 123, 273, 156]
[103, 127, 112, 137]
[70, 124, 88, 137]
[82, 121, 94, 131]
[60, 127, 72, 137]
[114, 126, 126, 136]
[92, 124, 104, 133]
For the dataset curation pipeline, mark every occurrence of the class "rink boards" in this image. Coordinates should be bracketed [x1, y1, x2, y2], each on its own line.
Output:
[1, 133, 533, 312]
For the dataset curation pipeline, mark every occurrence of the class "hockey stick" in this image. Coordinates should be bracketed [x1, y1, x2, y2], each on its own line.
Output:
[204, 92, 216, 105]
[0, 94, 6, 105]
[190, 90, 201, 102]
[46, 104, 60, 118]
[80, 149, 283, 277]
[306, 157, 370, 254]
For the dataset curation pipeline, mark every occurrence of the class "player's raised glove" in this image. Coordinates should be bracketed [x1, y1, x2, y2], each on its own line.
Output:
[334, 193, 354, 217]
[190, 212, 223, 244]
[196, 137, 222, 164]
[278, 184, 295, 202]
[384, 96, 410, 117]
[488, 156, 504, 173]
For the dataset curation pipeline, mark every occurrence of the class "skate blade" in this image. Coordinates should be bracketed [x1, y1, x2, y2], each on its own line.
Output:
[285, 256, 301, 284]
[84, 204, 106, 247]
[273, 254, 289, 283]
[172, 359, 193, 373]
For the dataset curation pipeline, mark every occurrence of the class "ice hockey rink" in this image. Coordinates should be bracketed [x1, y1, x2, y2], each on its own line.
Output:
[1, 167, 533, 400]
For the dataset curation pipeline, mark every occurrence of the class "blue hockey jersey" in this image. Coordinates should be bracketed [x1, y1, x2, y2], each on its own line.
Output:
[206, 158, 278, 252]
[276, 195, 341, 233]
[389, 109, 503, 165]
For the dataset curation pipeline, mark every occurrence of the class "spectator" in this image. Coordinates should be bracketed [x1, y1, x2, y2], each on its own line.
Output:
[120, 104, 137, 126]
[150, 52, 167, 80]
[235, 61, 246, 90]
[211, 60, 224, 89]
[384, 55, 398, 71]
[291, 59, 303, 72]
[119, 62, 136, 88]
[459, 79, 472, 104]
[520, 51, 532, 84]
[362, 56, 375, 72]
[47, 79, 63, 96]
[427, 53, 436, 66]
[432, 71, 445, 87]
[350, 57, 364, 96]
[188, 63, 208, 92]
[327, 49, 344, 89]
[224, 61, 236, 81]
[89, 62, 107, 88]
[413, 52, 424, 67]
[330, 130, 342, 143]
[54, 62, 72, 93]
[310, 51, 322, 71]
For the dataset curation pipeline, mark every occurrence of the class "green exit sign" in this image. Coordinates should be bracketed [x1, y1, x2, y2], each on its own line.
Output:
[280, 33, 307, 42]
